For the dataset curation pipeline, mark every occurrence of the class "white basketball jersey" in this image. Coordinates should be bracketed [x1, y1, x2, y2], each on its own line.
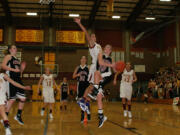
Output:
[0, 73, 7, 93]
[121, 69, 134, 84]
[89, 43, 102, 64]
[42, 74, 53, 89]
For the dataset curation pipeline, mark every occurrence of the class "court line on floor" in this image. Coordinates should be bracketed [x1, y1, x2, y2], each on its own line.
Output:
[110, 110, 180, 129]
[43, 112, 49, 135]
[107, 119, 142, 135]
[133, 116, 180, 129]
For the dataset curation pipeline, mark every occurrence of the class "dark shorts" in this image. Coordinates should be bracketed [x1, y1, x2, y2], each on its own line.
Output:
[8, 76, 25, 99]
[61, 93, 68, 101]
[77, 81, 89, 98]
[100, 76, 112, 89]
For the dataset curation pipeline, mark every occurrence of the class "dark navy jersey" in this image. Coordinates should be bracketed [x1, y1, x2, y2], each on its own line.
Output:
[61, 83, 68, 93]
[76, 65, 89, 82]
[96, 54, 112, 73]
[6, 56, 21, 78]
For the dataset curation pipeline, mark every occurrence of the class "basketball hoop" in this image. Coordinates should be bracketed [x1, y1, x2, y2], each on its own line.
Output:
[39, 0, 55, 5]
[130, 32, 145, 45]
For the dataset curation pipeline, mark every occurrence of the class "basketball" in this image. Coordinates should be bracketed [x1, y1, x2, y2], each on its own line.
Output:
[20, 61, 26, 72]
[35, 56, 43, 65]
[115, 61, 125, 72]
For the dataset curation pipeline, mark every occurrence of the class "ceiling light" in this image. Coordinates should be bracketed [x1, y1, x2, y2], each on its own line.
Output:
[145, 17, 156, 20]
[69, 14, 80, 17]
[112, 16, 121, 19]
[160, 0, 171, 2]
[26, 12, 37, 16]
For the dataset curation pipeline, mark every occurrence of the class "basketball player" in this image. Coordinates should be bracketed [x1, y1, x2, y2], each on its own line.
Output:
[74, 17, 101, 110]
[93, 45, 115, 127]
[74, 18, 115, 127]
[2, 45, 27, 125]
[60, 77, 69, 110]
[73, 56, 90, 123]
[74, 17, 101, 96]
[37, 67, 58, 119]
[114, 62, 137, 118]
[77, 45, 114, 127]
[0, 72, 31, 135]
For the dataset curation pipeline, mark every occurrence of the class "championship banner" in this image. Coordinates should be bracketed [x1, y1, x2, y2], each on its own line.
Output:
[16, 29, 44, 43]
[0, 29, 3, 42]
[107, 0, 114, 17]
[56, 31, 85, 44]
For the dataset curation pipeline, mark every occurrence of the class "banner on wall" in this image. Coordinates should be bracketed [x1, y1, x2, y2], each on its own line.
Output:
[131, 48, 144, 59]
[16, 29, 44, 43]
[56, 31, 85, 44]
[0, 29, 3, 42]
[111, 50, 124, 61]
[134, 65, 145, 72]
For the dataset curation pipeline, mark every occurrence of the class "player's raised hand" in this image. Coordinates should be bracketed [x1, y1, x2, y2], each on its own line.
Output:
[74, 17, 81, 24]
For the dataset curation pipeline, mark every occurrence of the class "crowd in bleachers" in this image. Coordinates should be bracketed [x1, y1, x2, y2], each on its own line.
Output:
[147, 67, 180, 99]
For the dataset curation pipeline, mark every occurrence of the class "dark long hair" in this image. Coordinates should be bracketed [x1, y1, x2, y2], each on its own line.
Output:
[4, 45, 14, 55]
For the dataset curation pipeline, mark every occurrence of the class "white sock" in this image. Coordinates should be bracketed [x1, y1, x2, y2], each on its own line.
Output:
[98, 109, 103, 114]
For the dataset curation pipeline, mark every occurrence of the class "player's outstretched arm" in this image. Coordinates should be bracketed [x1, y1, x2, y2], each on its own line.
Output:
[113, 72, 120, 85]
[72, 66, 80, 79]
[74, 17, 94, 48]
[2, 55, 20, 73]
[4, 74, 31, 90]
[37, 76, 43, 93]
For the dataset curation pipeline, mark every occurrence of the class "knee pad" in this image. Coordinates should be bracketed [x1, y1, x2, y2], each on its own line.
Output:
[88, 87, 104, 100]
[97, 88, 104, 97]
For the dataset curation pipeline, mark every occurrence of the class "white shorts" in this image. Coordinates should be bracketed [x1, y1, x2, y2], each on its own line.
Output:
[88, 64, 96, 84]
[6, 81, 9, 99]
[120, 83, 133, 100]
[43, 88, 55, 103]
[0, 90, 7, 105]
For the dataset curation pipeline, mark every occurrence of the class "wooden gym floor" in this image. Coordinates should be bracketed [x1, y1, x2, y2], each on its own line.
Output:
[0, 102, 180, 135]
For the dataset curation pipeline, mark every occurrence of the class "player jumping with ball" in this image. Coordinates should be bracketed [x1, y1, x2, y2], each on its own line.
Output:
[75, 17, 117, 127]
